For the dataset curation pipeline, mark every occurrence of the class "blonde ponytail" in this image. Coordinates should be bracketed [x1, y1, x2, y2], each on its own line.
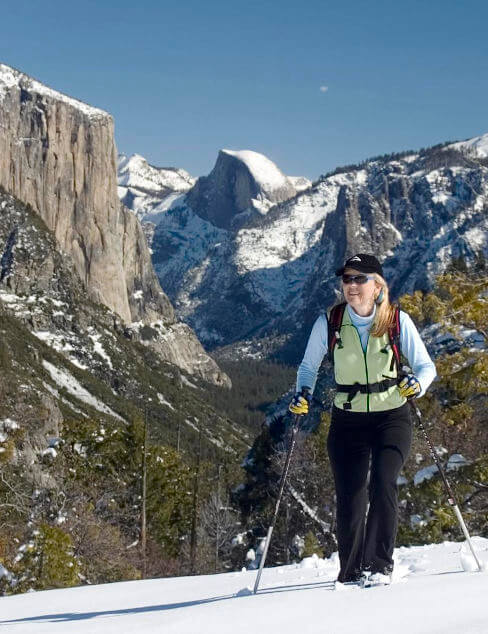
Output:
[370, 274, 396, 337]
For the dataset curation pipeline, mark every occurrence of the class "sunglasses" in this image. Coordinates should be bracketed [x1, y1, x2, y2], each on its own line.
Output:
[342, 274, 374, 285]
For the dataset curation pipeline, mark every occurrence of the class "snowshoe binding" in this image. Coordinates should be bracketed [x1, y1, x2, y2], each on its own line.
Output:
[359, 571, 392, 588]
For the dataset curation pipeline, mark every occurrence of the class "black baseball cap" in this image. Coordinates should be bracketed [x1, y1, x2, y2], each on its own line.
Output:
[335, 254, 383, 277]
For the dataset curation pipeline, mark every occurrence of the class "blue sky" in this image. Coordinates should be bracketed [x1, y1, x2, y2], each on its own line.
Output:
[2, 0, 487, 180]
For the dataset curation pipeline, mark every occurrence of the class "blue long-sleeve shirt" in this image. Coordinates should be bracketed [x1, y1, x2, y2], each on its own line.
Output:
[296, 304, 437, 397]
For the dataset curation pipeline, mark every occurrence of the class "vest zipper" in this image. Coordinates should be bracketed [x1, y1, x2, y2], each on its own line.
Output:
[352, 324, 370, 412]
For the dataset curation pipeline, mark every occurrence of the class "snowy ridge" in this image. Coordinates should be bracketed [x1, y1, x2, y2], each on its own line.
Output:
[117, 154, 195, 193]
[0, 63, 108, 119]
[117, 153, 195, 222]
[450, 133, 488, 158]
[1, 538, 487, 633]
[288, 175, 312, 191]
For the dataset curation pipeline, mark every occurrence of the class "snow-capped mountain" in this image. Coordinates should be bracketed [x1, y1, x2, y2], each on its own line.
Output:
[117, 153, 195, 222]
[185, 148, 305, 229]
[122, 135, 488, 360]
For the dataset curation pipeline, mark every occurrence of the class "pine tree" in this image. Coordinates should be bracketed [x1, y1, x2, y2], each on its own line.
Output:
[302, 531, 324, 558]
[14, 524, 80, 592]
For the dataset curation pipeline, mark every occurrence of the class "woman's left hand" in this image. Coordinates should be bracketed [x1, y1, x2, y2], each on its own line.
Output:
[399, 374, 421, 399]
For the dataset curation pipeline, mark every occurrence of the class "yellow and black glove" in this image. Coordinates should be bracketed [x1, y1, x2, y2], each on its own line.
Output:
[288, 388, 312, 415]
[399, 374, 421, 400]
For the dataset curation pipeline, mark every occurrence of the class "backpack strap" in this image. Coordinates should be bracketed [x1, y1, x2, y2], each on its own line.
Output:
[327, 302, 346, 363]
[387, 305, 402, 373]
[328, 303, 403, 373]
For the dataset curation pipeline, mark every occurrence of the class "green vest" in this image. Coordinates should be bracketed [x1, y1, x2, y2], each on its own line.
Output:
[332, 308, 406, 412]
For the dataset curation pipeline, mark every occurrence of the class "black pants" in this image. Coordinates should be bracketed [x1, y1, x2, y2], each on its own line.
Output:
[327, 403, 412, 582]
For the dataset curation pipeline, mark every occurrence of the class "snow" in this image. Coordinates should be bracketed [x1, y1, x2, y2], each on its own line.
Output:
[33, 332, 88, 370]
[88, 333, 114, 370]
[180, 375, 198, 389]
[42, 360, 125, 423]
[450, 133, 488, 158]
[40, 447, 57, 459]
[288, 485, 330, 532]
[414, 454, 470, 485]
[2, 418, 19, 431]
[222, 149, 292, 193]
[117, 154, 195, 193]
[231, 176, 345, 311]
[184, 418, 199, 432]
[1, 538, 487, 633]
[120, 133, 488, 350]
[414, 464, 439, 486]
[410, 514, 427, 528]
[288, 176, 312, 192]
[156, 393, 175, 410]
[447, 453, 470, 470]
[117, 153, 195, 223]
[0, 63, 108, 120]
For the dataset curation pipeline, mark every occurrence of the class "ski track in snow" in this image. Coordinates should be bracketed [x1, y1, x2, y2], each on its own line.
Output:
[1, 538, 487, 633]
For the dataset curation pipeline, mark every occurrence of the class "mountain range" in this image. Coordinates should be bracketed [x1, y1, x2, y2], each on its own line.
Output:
[119, 134, 488, 361]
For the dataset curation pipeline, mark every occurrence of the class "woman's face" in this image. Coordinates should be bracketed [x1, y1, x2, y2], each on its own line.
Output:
[342, 268, 380, 312]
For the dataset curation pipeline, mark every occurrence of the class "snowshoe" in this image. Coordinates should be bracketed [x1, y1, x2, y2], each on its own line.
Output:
[359, 571, 392, 588]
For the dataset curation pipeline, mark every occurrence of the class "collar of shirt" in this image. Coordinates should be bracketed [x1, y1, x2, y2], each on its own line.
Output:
[346, 303, 376, 328]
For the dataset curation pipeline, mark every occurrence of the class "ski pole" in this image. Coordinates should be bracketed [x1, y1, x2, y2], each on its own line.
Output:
[253, 413, 302, 594]
[410, 401, 482, 571]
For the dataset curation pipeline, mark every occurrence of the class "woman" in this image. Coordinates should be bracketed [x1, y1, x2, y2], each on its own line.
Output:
[289, 253, 436, 586]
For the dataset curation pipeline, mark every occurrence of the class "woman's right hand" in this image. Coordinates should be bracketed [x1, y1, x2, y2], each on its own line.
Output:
[289, 389, 312, 415]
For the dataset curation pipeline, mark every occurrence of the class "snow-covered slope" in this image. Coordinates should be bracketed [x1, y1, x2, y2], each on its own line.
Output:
[289, 175, 312, 191]
[117, 153, 195, 222]
[2, 538, 487, 633]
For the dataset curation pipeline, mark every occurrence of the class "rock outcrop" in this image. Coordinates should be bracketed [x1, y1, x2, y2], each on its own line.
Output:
[187, 149, 297, 229]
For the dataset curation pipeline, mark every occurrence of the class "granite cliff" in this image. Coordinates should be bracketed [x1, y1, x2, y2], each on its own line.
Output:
[0, 63, 228, 385]
[187, 149, 299, 229]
